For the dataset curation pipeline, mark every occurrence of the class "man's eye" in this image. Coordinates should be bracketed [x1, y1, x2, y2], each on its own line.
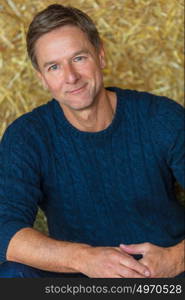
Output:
[49, 64, 58, 71]
[73, 56, 86, 62]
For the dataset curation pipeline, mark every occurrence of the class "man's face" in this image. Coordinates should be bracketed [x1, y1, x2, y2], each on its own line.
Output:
[35, 25, 105, 111]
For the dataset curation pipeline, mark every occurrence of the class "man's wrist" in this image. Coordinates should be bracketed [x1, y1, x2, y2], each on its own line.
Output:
[65, 242, 92, 273]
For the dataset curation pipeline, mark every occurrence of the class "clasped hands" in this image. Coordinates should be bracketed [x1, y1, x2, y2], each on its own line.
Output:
[80, 241, 183, 278]
[119, 242, 180, 278]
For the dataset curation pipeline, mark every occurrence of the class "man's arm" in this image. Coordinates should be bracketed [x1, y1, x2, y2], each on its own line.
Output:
[120, 240, 185, 277]
[6, 227, 151, 278]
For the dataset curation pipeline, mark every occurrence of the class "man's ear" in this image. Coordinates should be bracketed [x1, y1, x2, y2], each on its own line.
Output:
[36, 71, 48, 90]
[98, 44, 106, 69]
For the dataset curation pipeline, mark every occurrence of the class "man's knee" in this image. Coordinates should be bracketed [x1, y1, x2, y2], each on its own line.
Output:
[0, 261, 44, 278]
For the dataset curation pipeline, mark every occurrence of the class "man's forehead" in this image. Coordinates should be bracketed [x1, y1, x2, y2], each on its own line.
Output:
[35, 26, 92, 55]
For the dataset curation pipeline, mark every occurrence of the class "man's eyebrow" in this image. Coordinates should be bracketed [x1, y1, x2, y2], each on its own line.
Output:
[43, 50, 90, 69]
[72, 50, 90, 56]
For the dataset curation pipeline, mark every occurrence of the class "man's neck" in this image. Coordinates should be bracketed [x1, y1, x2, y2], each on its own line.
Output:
[60, 89, 117, 132]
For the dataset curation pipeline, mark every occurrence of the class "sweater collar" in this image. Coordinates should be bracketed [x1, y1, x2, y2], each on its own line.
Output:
[50, 87, 125, 138]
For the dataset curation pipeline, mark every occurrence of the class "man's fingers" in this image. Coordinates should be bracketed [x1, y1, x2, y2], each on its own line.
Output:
[118, 265, 147, 278]
[119, 255, 150, 277]
[120, 243, 144, 255]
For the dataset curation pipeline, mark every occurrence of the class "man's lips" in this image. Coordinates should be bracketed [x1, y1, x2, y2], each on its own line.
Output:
[67, 84, 86, 94]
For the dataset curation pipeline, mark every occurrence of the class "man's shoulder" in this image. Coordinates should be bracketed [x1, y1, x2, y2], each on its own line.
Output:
[5, 100, 54, 134]
[1, 100, 55, 145]
[116, 87, 181, 106]
[115, 87, 184, 118]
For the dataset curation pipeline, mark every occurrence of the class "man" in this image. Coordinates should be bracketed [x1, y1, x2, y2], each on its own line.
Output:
[0, 4, 184, 278]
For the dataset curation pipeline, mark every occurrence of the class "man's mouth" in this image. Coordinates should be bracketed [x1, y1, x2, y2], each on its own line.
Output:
[68, 84, 87, 95]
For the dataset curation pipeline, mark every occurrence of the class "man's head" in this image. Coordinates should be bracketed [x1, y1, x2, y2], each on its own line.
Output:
[26, 4, 106, 111]
[26, 4, 102, 70]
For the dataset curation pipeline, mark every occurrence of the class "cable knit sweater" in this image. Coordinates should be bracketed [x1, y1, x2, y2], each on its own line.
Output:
[0, 87, 184, 262]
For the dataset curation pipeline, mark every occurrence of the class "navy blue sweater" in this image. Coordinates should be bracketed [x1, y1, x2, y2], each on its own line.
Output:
[0, 87, 184, 262]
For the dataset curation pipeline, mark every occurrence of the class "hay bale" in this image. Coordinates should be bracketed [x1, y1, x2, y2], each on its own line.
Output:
[0, 0, 184, 137]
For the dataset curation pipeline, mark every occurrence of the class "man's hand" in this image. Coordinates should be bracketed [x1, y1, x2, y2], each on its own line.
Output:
[119, 240, 185, 278]
[77, 246, 151, 278]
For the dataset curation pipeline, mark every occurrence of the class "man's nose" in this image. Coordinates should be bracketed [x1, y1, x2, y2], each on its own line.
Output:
[63, 63, 79, 84]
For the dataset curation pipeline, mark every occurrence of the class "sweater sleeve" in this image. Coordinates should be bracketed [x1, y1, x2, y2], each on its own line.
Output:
[0, 117, 43, 262]
[151, 95, 185, 189]
[167, 127, 185, 188]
